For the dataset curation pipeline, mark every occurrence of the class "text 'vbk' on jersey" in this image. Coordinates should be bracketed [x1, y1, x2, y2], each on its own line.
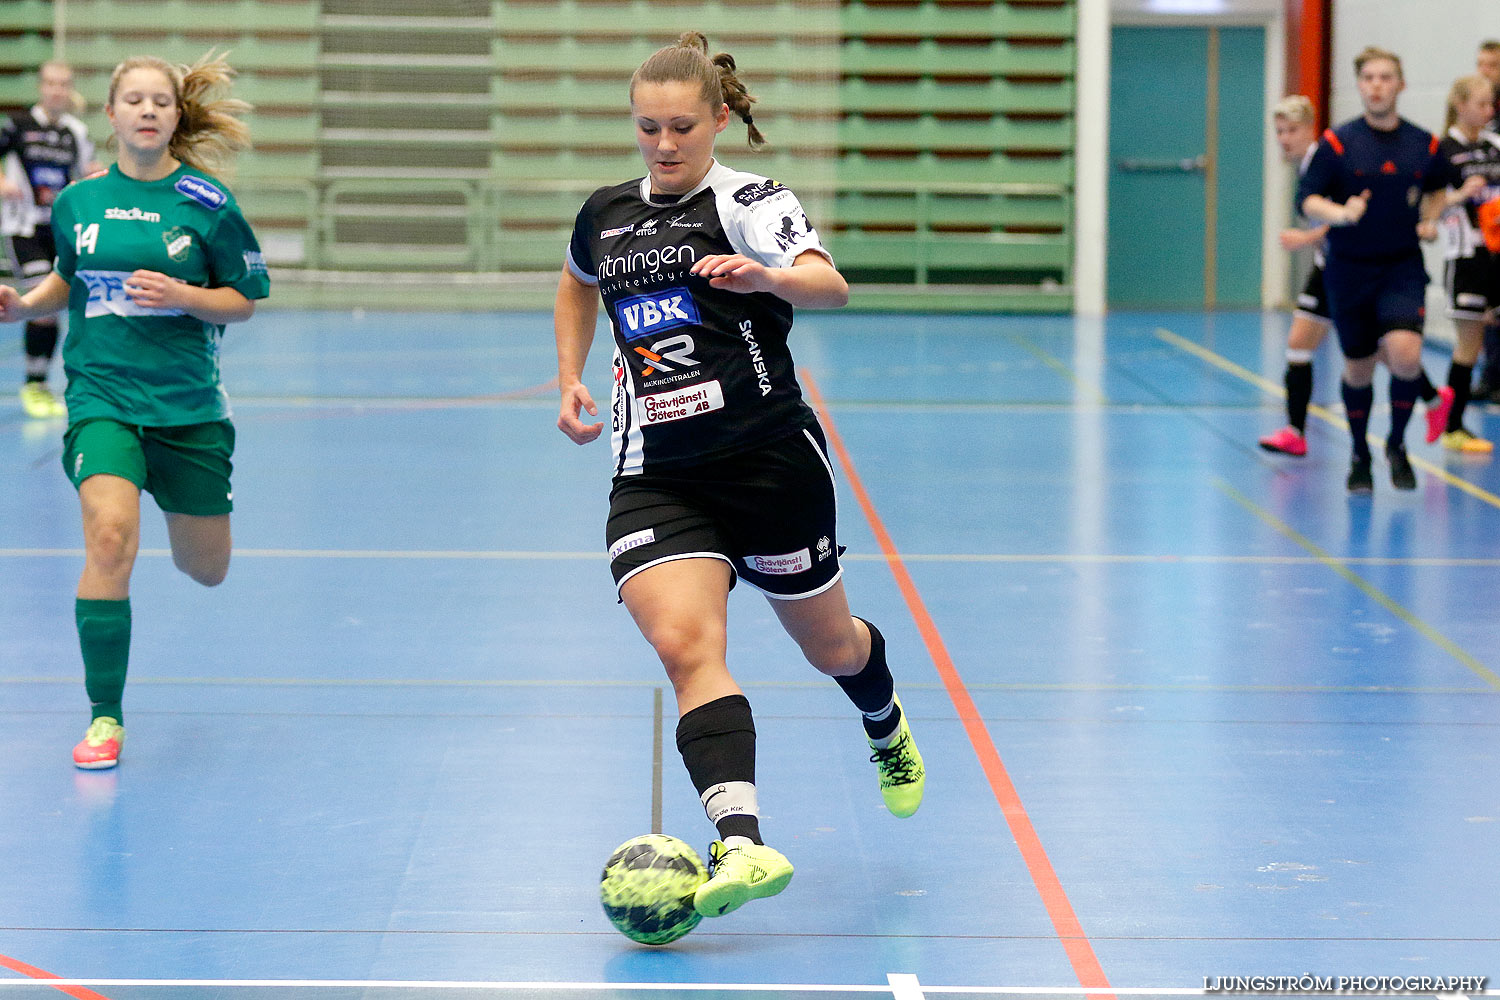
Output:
[568, 161, 833, 477]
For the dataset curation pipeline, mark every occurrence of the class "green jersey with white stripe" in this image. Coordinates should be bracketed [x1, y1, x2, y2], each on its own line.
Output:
[50, 163, 270, 426]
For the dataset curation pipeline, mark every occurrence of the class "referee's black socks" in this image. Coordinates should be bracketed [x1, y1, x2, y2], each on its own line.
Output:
[1387, 374, 1420, 450]
[1415, 369, 1438, 404]
[1342, 381, 1374, 460]
[676, 694, 763, 845]
[834, 618, 902, 746]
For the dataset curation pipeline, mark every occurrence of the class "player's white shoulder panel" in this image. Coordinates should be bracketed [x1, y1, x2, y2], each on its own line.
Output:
[710, 164, 833, 271]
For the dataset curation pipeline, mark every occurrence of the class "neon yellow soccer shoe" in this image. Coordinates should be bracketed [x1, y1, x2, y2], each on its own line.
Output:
[870, 698, 924, 817]
[692, 839, 794, 917]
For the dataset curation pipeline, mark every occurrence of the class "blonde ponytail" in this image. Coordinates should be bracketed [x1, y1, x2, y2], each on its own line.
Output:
[107, 50, 252, 178]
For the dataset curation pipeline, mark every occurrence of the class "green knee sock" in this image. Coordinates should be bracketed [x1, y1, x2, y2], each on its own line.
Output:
[76, 598, 131, 723]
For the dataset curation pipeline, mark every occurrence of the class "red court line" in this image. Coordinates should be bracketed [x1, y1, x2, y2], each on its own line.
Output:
[0, 954, 113, 1000]
[803, 370, 1116, 1000]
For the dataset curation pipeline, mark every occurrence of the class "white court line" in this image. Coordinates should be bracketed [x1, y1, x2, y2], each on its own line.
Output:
[0, 548, 601, 560]
[7, 549, 1500, 568]
[889, 974, 926, 1000]
[4, 981, 1487, 995]
[0, 983, 890, 993]
[0, 982, 1141, 993]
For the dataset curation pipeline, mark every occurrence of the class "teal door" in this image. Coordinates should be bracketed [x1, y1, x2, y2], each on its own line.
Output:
[1108, 26, 1264, 309]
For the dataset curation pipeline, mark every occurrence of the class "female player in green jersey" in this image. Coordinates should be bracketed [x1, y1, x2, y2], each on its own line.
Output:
[0, 52, 269, 768]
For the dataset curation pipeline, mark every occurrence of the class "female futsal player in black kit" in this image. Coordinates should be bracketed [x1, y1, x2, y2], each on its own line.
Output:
[1434, 73, 1500, 452]
[553, 33, 925, 919]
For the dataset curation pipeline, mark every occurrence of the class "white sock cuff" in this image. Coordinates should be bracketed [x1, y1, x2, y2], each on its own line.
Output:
[700, 780, 759, 825]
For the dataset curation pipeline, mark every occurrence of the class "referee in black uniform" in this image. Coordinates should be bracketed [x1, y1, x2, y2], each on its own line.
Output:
[1299, 46, 1467, 492]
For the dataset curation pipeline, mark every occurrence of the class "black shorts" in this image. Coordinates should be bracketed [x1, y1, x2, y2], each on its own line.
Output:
[1323, 254, 1427, 360]
[1294, 264, 1331, 322]
[3, 228, 56, 290]
[605, 424, 844, 600]
[1444, 251, 1500, 321]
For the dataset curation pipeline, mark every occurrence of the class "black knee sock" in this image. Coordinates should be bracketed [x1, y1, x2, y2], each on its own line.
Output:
[1448, 362, 1474, 432]
[1342, 382, 1374, 460]
[1414, 369, 1437, 404]
[833, 618, 901, 743]
[23, 321, 59, 381]
[1388, 375, 1420, 451]
[675, 694, 762, 844]
[1285, 362, 1313, 433]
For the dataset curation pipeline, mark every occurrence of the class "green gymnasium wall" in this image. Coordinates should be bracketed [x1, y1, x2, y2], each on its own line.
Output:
[0, 0, 1076, 310]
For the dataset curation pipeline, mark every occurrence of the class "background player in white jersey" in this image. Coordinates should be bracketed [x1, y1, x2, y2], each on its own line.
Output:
[1435, 74, 1500, 452]
[554, 33, 925, 920]
[0, 60, 99, 418]
[1469, 41, 1500, 402]
[0, 52, 268, 769]
[1260, 96, 1331, 457]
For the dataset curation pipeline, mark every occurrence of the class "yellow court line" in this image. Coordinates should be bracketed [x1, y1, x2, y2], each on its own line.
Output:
[1155, 326, 1500, 509]
[1215, 477, 1500, 690]
[1004, 333, 1110, 406]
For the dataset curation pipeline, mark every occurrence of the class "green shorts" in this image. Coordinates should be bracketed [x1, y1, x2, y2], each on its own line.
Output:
[63, 418, 235, 516]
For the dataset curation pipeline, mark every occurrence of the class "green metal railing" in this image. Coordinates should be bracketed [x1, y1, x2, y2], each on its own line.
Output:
[236, 176, 1073, 311]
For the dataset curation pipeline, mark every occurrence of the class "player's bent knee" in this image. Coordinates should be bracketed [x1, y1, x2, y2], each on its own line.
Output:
[802, 632, 862, 676]
[174, 552, 230, 587]
[85, 519, 136, 569]
[193, 566, 229, 588]
[651, 631, 719, 678]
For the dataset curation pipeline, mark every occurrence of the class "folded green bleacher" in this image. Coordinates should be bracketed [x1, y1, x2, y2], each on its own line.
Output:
[1, 0, 1076, 309]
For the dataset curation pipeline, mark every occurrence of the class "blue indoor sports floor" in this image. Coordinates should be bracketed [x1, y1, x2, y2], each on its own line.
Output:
[1, 308, 1497, 998]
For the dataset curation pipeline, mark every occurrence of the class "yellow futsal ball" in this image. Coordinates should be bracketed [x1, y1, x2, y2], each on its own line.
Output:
[599, 834, 708, 945]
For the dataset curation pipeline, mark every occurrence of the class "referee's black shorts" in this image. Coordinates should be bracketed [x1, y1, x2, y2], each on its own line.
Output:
[1323, 253, 1428, 360]
[605, 423, 845, 601]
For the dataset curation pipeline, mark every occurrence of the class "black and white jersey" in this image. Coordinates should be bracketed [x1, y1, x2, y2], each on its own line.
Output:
[0, 105, 94, 236]
[1295, 144, 1327, 269]
[1437, 128, 1500, 260]
[567, 160, 831, 477]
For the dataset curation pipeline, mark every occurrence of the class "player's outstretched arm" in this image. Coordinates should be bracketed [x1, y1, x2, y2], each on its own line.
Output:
[0, 271, 69, 323]
[690, 250, 849, 308]
[1279, 225, 1330, 252]
[1430, 175, 1488, 216]
[1302, 190, 1370, 227]
[555, 267, 603, 445]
